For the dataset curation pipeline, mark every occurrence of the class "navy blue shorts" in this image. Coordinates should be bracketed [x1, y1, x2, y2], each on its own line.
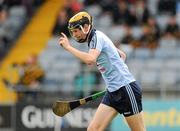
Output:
[101, 81, 142, 117]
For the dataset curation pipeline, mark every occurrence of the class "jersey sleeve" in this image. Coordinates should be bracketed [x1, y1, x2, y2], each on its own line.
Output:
[89, 33, 103, 52]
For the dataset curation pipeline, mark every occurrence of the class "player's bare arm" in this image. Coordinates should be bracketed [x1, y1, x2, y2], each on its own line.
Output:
[117, 48, 126, 61]
[59, 32, 100, 65]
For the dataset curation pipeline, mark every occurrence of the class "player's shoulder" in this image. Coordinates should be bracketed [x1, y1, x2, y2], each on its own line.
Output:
[88, 29, 108, 44]
[95, 30, 108, 40]
[95, 30, 106, 36]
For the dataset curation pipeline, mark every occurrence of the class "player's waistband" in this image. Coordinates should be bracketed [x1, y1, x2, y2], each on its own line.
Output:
[107, 80, 137, 92]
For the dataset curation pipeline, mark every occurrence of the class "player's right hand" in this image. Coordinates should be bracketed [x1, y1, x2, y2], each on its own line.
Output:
[58, 32, 71, 50]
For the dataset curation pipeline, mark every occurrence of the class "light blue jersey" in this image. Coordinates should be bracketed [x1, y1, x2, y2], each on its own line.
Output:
[88, 29, 135, 92]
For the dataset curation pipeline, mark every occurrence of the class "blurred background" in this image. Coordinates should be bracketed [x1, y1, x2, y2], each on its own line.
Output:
[0, 0, 180, 131]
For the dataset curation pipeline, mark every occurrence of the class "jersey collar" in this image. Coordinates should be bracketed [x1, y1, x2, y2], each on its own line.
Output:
[88, 28, 96, 47]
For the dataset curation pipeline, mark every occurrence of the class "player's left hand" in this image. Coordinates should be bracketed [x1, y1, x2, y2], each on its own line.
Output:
[58, 32, 71, 50]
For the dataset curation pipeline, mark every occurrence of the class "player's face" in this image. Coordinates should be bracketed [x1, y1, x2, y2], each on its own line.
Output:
[70, 27, 87, 43]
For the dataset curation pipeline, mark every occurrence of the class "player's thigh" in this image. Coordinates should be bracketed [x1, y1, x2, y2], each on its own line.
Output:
[125, 111, 146, 131]
[89, 103, 118, 130]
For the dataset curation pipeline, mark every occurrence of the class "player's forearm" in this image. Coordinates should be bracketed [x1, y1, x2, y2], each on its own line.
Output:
[67, 46, 96, 65]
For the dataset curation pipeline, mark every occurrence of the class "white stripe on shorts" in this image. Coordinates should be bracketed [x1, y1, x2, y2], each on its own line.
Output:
[125, 84, 139, 114]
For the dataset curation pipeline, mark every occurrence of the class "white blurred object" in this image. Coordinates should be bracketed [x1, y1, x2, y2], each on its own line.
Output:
[156, 15, 170, 30]
[140, 69, 159, 88]
[159, 37, 177, 49]
[131, 26, 143, 39]
[96, 13, 112, 28]
[160, 70, 177, 88]
[108, 25, 125, 43]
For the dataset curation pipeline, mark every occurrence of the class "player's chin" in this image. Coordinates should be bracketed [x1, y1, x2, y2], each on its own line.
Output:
[72, 36, 85, 43]
[77, 38, 86, 43]
[73, 37, 79, 41]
